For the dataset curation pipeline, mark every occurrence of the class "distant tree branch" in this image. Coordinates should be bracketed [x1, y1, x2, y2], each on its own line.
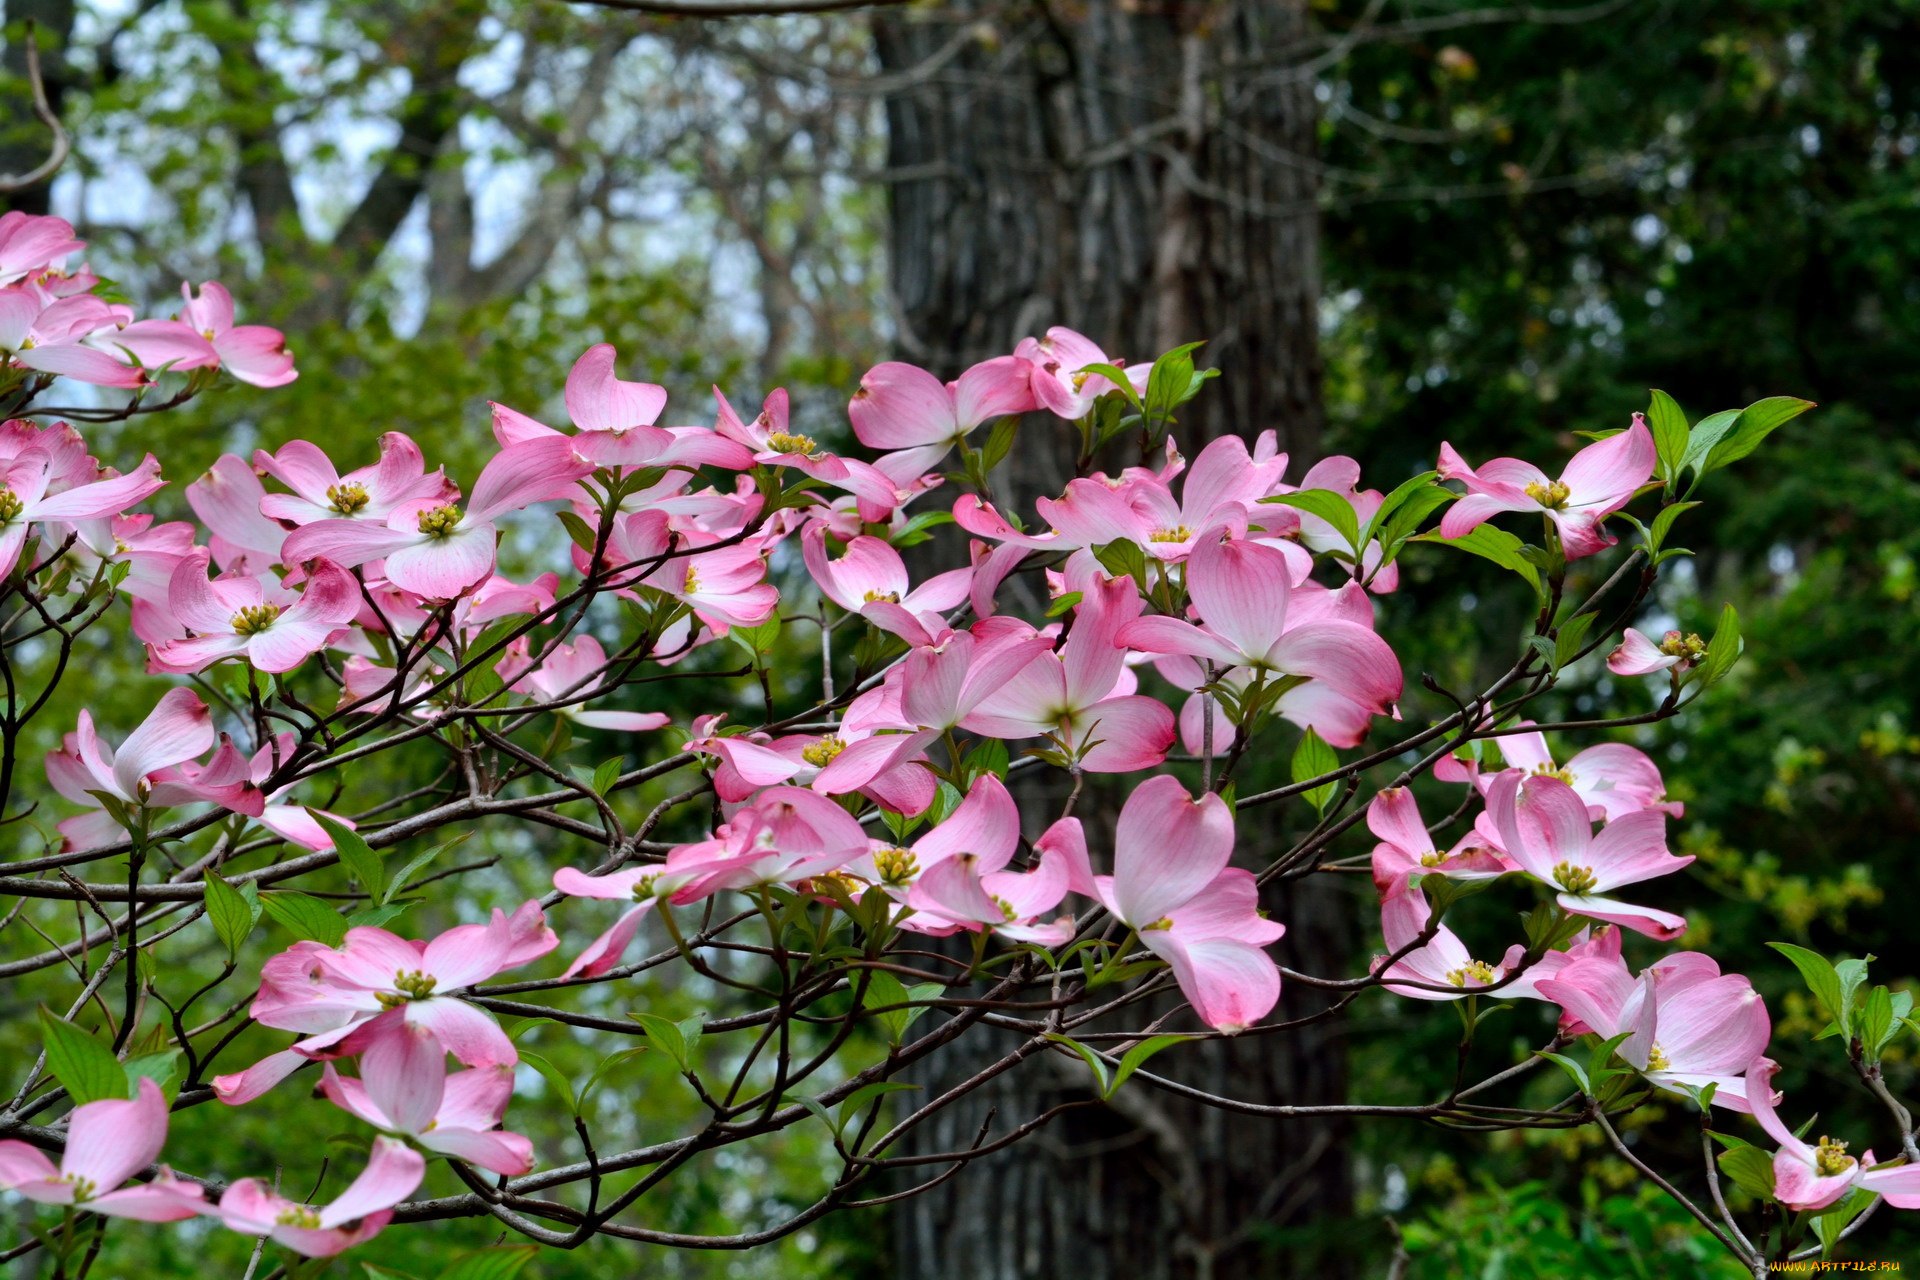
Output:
[0, 22, 70, 194]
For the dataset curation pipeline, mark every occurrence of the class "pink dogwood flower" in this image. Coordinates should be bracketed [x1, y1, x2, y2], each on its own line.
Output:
[44, 688, 262, 850]
[897, 627, 1056, 732]
[961, 577, 1175, 772]
[150, 550, 359, 674]
[501, 634, 671, 733]
[0, 444, 165, 578]
[1745, 1058, 1920, 1211]
[1088, 775, 1283, 1032]
[1015, 326, 1147, 420]
[0, 1078, 204, 1220]
[1373, 889, 1533, 1002]
[254, 433, 456, 527]
[215, 904, 559, 1102]
[1366, 786, 1511, 901]
[1436, 416, 1655, 559]
[492, 344, 753, 474]
[843, 773, 1021, 912]
[1487, 771, 1693, 939]
[1607, 626, 1708, 677]
[320, 1018, 533, 1176]
[110, 281, 297, 387]
[847, 355, 1036, 479]
[1537, 950, 1771, 1112]
[0, 288, 145, 386]
[903, 811, 1082, 946]
[187, 454, 286, 573]
[802, 523, 970, 646]
[282, 436, 591, 599]
[0, 212, 85, 285]
[1116, 532, 1403, 731]
[212, 1136, 423, 1257]
[1486, 726, 1681, 821]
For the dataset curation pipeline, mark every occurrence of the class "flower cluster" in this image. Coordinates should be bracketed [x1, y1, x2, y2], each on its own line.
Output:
[0, 210, 1898, 1271]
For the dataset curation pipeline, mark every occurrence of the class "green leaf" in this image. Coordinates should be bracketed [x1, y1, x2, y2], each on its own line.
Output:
[592, 756, 624, 797]
[1647, 501, 1699, 553]
[964, 736, 1009, 782]
[436, 1245, 540, 1280]
[1863, 985, 1895, 1060]
[729, 616, 783, 663]
[312, 811, 384, 904]
[1413, 524, 1541, 594]
[579, 1047, 650, 1111]
[362, 1264, 422, 1280]
[1553, 611, 1597, 670]
[345, 900, 418, 930]
[1536, 1050, 1590, 1097]
[1768, 942, 1847, 1036]
[1834, 955, 1874, 1028]
[1077, 362, 1144, 413]
[1695, 603, 1742, 690]
[1290, 728, 1338, 816]
[1044, 591, 1083, 618]
[1716, 1144, 1777, 1201]
[203, 872, 258, 959]
[1263, 489, 1361, 557]
[556, 509, 600, 554]
[631, 1013, 691, 1072]
[1045, 1033, 1111, 1097]
[1092, 539, 1147, 588]
[123, 1049, 183, 1103]
[1108, 1035, 1192, 1097]
[516, 1050, 578, 1115]
[1700, 396, 1816, 475]
[979, 415, 1020, 472]
[384, 833, 469, 904]
[259, 891, 348, 947]
[1645, 389, 1690, 483]
[1679, 408, 1742, 480]
[39, 1009, 129, 1104]
[1361, 470, 1442, 549]
[928, 781, 965, 825]
[1810, 1186, 1874, 1259]
[1375, 484, 1456, 558]
[1705, 1130, 1751, 1150]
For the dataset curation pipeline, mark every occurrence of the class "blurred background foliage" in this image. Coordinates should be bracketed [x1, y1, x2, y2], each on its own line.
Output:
[3, 0, 1918, 1275]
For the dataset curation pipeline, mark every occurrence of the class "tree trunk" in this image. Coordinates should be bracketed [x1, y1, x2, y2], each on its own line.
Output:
[0, 0, 77, 217]
[875, 3, 1353, 1277]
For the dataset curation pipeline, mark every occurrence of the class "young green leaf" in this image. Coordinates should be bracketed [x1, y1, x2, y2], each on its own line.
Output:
[1045, 1033, 1111, 1097]
[1700, 396, 1816, 476]
[631, 1013, 690, 1072]
[1290, 728, 1338, 816]
[435, 1244, 540, 1280]
[1645, 389, 1690, 484]
[1108, 1035, 1193, 1097]
[203, 872, 258, 959]
[1413, 524, 1542, 595]
[1716, 1144, 1777, 1201]
[1262, 490, 1360, 557]
[259, 891, 348, 947]
[38, 1008, 129, 1104]
[516, 1050, 578, 1115]
[312, 811, 384, 904]
[1767, 942, 1847, 1037]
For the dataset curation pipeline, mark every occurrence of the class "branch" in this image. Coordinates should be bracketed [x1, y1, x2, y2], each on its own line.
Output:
[0, 22, 70, 193]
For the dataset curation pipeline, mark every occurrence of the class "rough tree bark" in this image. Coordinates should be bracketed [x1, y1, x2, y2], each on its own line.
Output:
[876, 3, 1354, 1277]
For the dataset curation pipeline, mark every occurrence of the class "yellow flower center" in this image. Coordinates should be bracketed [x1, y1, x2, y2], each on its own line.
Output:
[872, 848, 918, 886]
[994, 895, 1019, 923]
[1525, 479, 1572, 509]
[59, 1174, 98, 1203]
[1141, 916, 1175, 932]
[801, 736, 847, 768]
[327, 481, 371, 515]
[1419, 851, 1447, 868]
[1530, 764, 1576, 785]
[1148, 526, 1192, 544]
[631, 872, 661, 902]
[1552, 861, 1598, 895]
[0, 489, 21, 522]
[377, 969, 439, 1008]
[862, 589, 901, 604]
[1645, 1042, 1670, 1072]
[275, 1204, 323, 1229]
[1814, 1137, 1855, 1178]
[683, 564, 701, 595]
[230, 603, 281, 635]
[1446, 960, 1498, 987]
[768, 432, 817, 455]
[416, 504, 462, 537]
[1659, 631, 1708, 661]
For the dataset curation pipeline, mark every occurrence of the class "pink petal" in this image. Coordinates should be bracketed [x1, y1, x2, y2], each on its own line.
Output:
[83, 1173, 207, 1221]
[63, 1077, 169, 1192]
[1561, 416, 1656, 507]
[1068, 694, 1176, 773]
[112, 688, 214, 796]
[317, 1136, 425, 1229]
[1111, 775, 1234, 925]
[404, 998, 514, 1068]
[562, 903, 653, 979]
[423, 1126, 534, 1176]
[213, 1048, 310, 1104]
[1608, 628, 1681, 677]
[465, 436, 591, 524]
[1140, 932, 1280, 1032]
[360, 1016, 448, 1134]
[1555, 892, 1688, 940]
[382, 526, 495, 598]
[849, 361, 956, 450]
[565, 343, 667, 432]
